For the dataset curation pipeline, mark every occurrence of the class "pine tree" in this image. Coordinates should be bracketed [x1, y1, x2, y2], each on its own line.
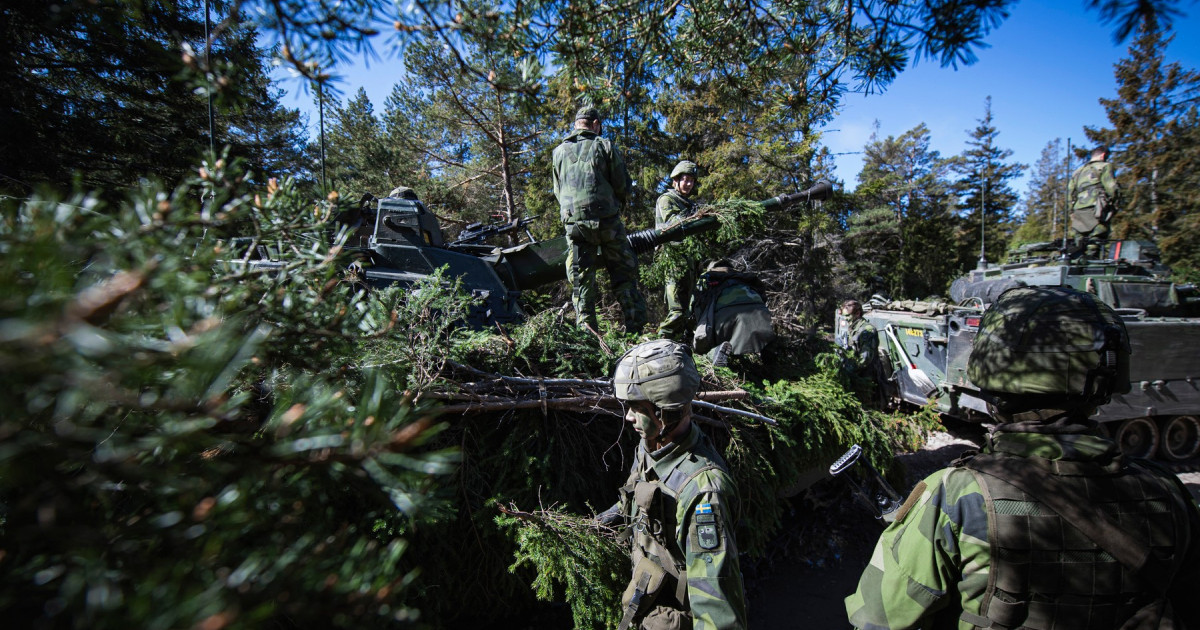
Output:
[1084, 19, 1200, 275]
[321, 89, 401, 202]
[1012, 139, 1070, 247]
[847, 123, 957, 299]
[951, 97, 1025, 269]
[383, 39, 552, 226]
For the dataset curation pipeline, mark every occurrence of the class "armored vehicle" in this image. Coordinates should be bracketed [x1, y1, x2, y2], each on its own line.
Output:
[241, 182, 833, 328]
[839, 240, 1200, 461]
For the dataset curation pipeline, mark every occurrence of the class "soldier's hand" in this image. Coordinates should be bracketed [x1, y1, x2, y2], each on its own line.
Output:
[596, 504, 625, 527]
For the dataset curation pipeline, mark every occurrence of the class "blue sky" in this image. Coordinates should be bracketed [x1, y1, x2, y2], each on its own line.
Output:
[276, 2, 1200, 199]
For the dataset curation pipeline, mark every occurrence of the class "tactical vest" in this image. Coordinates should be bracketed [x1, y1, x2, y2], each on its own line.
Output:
[617, 434, 727, 628]
[959, 452, 1190, 630]
[554, 132, 619, 221]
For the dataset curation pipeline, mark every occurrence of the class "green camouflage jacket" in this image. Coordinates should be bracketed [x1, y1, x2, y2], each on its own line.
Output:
[655, 189, 696, 229]
[845, 430, 1200, 630]
[552, 128, 629, 222]
[1068, 158, 1119, 212]
[837, 317, 878, 371]
[621, 423, 747, 630]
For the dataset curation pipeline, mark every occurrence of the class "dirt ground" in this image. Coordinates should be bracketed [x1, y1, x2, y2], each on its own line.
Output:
[746, 429, 1200, 629]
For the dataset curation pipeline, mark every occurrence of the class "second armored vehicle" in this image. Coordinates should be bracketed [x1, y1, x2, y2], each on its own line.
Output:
[840, 240, 1200, 461]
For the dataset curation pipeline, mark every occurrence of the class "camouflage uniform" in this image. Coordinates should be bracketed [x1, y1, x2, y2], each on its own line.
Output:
[836, 316, 879, 375]
[617, 423, 748, 630]
[655, 188, 699, 339]
[552, 123, 647, 333]
[691, 264, 774, 358]
[846, 286, 1200, 630]
[1068, 156, 1120, 257]
[845, 429, 1200, 630]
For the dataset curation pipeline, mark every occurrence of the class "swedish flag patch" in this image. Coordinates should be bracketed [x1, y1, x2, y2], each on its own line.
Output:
[694, 503, 720, 550]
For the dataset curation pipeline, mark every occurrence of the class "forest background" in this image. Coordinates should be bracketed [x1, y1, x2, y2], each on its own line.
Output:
[2, 0, 1199, 628]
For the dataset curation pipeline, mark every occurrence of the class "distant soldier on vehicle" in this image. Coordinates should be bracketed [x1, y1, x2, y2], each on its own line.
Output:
[845, 286, 1200, 630]
[599, 339, 747, 630]
[1068, 146, 1120, 259]
[655, 160, 702, 340]
[552, 105, 648, 334]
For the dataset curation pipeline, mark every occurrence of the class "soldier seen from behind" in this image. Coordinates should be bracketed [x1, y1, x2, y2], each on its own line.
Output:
[656, 160, 702, 340]
[845, 286, 1200, 630]
[691, 259, 775, 367]
[552, 105, 648, 334]
[1068, 146, 1121, 259]
[599, 339, 747, 630]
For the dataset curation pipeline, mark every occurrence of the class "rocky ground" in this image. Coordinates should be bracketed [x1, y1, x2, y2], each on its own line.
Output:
[746, 425, 1200, 629]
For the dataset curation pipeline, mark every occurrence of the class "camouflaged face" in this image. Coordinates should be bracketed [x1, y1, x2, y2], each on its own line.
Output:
[968, 286, 1130, 398]
[613, 339, 700, 410]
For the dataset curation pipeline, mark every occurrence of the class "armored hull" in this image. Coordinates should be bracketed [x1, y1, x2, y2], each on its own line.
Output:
[841, 240, 1200, 461]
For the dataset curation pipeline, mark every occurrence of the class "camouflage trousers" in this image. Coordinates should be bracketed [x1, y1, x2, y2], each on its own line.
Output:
[1071, 210, 1110, 258]
[657, 264, 696, 341]
[564, 215, 648, 333]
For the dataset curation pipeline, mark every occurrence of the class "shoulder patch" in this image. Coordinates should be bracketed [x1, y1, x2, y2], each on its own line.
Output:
[694, 502, 721, 550]
[893, 480, 927, 524]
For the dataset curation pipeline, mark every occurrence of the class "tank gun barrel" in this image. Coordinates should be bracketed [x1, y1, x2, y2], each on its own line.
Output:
[624, 180, 835, 255]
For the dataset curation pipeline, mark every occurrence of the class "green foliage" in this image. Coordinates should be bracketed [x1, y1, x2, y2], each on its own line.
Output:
[498, 507, 628, 630]
[639, 199, 767, 288]
[951, 97, 1025, 270]
[0, 161, 456, 628]
[1085, 20, 1200, 278]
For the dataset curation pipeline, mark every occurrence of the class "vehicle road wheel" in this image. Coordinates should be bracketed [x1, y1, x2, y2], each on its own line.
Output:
[1114, 417, 1159, 459]
[1160, 415, 1200, 461]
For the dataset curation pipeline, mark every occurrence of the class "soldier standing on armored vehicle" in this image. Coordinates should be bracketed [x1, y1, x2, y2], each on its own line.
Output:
[845, 286, 1200, 630]
[552, 106, 648, 334]
[599, 339, 747, 630]
[655, 160, 702, 340]
[1068, 146, 1120, 259]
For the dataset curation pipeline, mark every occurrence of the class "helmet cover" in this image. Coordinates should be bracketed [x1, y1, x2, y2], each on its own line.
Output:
[968, 286, 1130, 402]
[670, 160, 699, 180]
[613, 339, 700, 410]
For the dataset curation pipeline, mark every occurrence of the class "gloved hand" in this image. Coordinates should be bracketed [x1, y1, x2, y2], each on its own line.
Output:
[596, 504, 625, 528]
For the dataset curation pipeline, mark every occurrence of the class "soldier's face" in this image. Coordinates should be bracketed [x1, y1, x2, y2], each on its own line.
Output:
[674, 174, 696, 196]
[626, 401, 665, 444]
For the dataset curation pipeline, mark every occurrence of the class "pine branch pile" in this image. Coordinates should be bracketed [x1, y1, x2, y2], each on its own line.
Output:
[1, 159, 936, 629]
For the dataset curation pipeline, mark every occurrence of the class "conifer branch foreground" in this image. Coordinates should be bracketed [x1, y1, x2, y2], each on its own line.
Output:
[426, 361, 776, 424]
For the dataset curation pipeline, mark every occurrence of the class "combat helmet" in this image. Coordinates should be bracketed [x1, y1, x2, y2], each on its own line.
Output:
[968, 286, 1130, 417]
[670, 160, 699, 180]
[613, 339, 701, 411]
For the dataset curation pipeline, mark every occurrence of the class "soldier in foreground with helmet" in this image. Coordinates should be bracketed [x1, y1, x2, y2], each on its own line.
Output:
[655, 160, 702, 340]
[600, 339, 747, 630]
[1068, 146, 1121, 259]
[552, 105, 648, 334]
[845, 286, 1200, 630]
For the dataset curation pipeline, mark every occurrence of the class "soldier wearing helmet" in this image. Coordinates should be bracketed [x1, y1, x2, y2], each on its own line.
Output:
[846, 286, 1200, 630]
[1068, 146, 1121, 259]
[655, 160, 702, 340]
[601, 339, 747, 630]
[552, 105, 648, 333]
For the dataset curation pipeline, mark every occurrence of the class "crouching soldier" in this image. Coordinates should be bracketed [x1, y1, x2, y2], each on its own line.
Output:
[599, 339, 747, 630]
[691, 260, 775, 365]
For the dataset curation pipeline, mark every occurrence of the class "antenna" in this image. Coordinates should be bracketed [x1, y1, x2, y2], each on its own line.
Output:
[1062, 138, 1072, 255]
[977, 177, 988, 269]
[318, 76, 328, 194]
[204, 0, 215, 156]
